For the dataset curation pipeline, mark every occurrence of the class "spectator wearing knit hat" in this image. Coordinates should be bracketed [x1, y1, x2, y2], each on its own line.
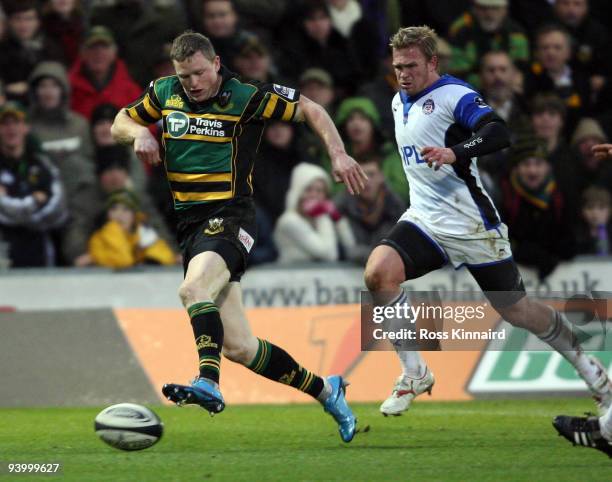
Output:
[565, 117, 612, 200]
[334, 97, 407, 203]
[500, 137, 575, 279]
[28, 61, 95, 192]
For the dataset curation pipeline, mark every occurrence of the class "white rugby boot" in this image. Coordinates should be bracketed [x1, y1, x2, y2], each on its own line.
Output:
[379, 367, 435, 416]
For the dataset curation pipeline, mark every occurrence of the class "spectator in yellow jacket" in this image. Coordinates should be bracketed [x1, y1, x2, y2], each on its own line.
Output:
[88, 190, 175, 269]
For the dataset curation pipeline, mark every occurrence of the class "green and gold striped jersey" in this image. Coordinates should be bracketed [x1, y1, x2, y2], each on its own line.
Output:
[124, 66, 299, 213]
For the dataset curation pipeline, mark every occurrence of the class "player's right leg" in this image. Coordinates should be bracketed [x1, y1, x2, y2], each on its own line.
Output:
[162, 251, 229, 413]
[469, 260, 612, 413]
[217, 281, 357, 442]
[364, 221, 446, 416]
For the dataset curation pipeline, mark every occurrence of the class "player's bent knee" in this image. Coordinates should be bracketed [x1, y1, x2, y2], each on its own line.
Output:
[364, 264, 402, 293]
[178, 279, 211, 307]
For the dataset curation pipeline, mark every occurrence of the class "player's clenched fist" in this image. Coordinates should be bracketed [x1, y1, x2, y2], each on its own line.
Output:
[134, 129, 161, 165]
[420, 146, 457, 171]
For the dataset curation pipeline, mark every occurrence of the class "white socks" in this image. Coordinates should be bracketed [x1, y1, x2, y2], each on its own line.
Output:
[386, 290, 426, 380]
[599, 405, 612, 441]
[538, 310, 599, 385]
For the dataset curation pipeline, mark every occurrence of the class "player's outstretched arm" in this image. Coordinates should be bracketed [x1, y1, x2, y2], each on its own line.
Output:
[111, 110, 161, 166]
[592, 143, 612, 161]
[296, 95, 368, 195]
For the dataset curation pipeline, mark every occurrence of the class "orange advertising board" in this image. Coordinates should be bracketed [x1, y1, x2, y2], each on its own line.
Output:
[115, 305, 478, 404]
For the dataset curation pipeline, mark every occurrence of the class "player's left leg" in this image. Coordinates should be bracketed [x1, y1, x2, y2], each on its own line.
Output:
[469, 260, 612, 413]
[217, 281, 357, 442]
[552, 403, 612, 458]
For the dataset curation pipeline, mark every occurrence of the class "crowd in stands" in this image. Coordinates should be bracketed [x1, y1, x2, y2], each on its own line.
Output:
[0, 0, 611, 280]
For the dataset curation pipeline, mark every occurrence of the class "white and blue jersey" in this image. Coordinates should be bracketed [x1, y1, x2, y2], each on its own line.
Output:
[393, 75, 501, 238]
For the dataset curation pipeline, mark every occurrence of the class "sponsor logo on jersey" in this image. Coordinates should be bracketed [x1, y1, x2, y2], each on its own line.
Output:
[204, 218, 224, 235]
[166, 111, 190, 138]
[165, 94, 184, 109]
[238, 227, 254, 252]
[422, 98, 435, 115]
[464, 137, 483, 149]
[273, 84, 296, 100]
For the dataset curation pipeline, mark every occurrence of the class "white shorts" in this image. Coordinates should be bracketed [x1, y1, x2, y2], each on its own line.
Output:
[398, 210, 513, 269]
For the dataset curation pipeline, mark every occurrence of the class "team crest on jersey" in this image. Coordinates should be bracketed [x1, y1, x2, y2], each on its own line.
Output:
[204, 218, 224, 235]
[165, 94, 184, 109]
[422, 98, 435, 115]
[214, 90, 234, 111]
[273, 84, 296, 100]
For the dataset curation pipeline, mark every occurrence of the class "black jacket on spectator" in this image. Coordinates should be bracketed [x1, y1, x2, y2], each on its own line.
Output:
[254, 130, 316, 224]
[574, 221, 612, 256]
[0, 34, 65, 104]
[0, 146, 68, 267]
[501, 173, 575, 279]
[524, 65, 592, 135]
[563, 17, 610, 78]
[279, 25, 362, 97]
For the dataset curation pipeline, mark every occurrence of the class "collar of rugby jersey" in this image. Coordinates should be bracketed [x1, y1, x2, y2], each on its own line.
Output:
[174, 64, 235, 109]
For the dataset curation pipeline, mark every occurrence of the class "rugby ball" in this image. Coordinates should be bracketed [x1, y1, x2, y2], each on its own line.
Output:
[94, 403, 163, 451]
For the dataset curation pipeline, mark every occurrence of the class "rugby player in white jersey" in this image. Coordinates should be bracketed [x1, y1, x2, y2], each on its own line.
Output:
[363, 26, 612, 417]
[553, 141, 612, 458]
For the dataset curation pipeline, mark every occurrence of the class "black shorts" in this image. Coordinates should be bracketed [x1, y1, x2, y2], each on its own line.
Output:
[177, 197, 257, 282]
[379, 221, 526, 308]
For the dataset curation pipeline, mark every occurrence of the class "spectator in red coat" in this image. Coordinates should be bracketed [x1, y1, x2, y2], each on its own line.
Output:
[69, 26, 141, 120]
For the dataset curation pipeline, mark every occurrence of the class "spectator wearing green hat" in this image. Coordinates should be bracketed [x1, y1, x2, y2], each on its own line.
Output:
[333, 97, 408, 203]
[500, 136, 575, 279]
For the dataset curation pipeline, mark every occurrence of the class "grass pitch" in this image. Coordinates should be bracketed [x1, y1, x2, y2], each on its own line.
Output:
[1, 399, 609, 481]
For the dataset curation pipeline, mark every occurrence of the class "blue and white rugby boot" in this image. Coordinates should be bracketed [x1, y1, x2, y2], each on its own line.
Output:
[323, 375, 356, 442]
[162, 377, 225, 415]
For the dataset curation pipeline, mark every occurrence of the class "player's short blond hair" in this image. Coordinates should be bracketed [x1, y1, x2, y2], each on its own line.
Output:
[389, 26, 439, 61]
